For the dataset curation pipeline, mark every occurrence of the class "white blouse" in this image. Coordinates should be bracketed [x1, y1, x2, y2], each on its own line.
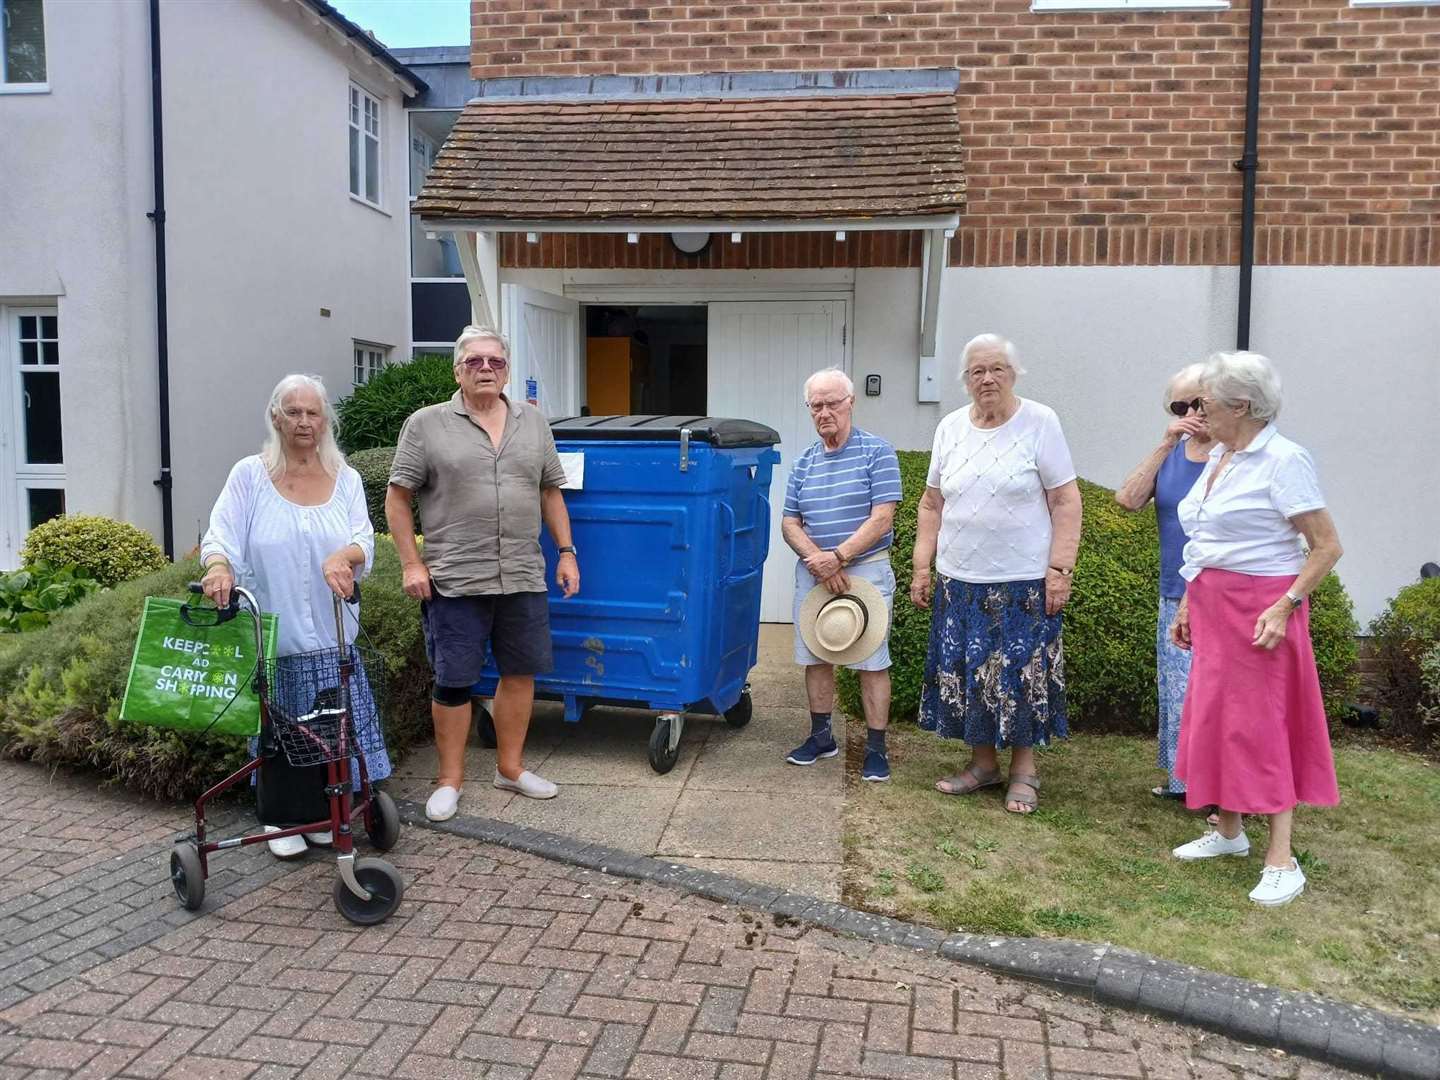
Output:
[200, 456, 375, 657]
[1177, 424, 1325, 582]
[926, 398, 1077, 583]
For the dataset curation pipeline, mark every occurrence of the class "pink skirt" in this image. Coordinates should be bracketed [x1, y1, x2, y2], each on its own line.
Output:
[1175, 568, 1339, 815]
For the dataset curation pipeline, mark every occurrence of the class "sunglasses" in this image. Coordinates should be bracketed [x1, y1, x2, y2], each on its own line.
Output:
[1169, 397, 1202, 417]
[462, 354, 508, 372]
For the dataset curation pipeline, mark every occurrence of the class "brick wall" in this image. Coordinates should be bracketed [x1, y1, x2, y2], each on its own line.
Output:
[471, 0, 1440, 268]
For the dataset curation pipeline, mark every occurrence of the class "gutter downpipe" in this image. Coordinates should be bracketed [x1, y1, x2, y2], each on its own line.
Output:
[147, 0, 175, 558]
[1235, 0, 1265, 351]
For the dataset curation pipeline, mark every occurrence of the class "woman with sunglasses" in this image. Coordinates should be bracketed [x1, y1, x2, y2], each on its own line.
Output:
[1168, 351, 1342, 907]
[1115, 363, 1215, 809]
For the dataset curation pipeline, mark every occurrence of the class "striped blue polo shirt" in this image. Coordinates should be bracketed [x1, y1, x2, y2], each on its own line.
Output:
[784, 427, 903, 560]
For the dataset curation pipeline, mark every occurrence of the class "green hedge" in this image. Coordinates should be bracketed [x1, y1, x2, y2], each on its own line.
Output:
[838, 452, 1358, 733]
[0, 537, 429, 799]
[1369, 576, 1440, 743]
[337, 353, 455, 452]
[21, 514, 168, 588]
[347, 446, 420, 535]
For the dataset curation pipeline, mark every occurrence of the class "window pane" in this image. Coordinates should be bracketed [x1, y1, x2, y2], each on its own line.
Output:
[22, 370, 62, 464]
[411, 282, 472, 344]
[364, 135, 379, 203]
[27, 488, 64, 531]
[20, 340, 37, 365]
[3, 0, 47, 83]
[18, 315, 35, 339]
[349, 127, 360, 196]
[40, 315, 56, 339]
[41, 340, 57, 364]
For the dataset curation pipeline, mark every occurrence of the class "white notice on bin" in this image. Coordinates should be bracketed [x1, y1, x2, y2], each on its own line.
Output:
[558, 452, 584, 490]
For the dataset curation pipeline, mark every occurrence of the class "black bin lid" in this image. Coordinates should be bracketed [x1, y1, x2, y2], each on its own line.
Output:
[549, 415, 780, 448]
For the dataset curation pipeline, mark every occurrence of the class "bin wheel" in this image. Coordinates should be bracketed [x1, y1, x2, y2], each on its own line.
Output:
[170, 843, 204, 912]
[333, 857, 405, 925]
[473, 700, 497, 749]
[366, 791, 401, 852]
[648, 716, 680, 774]
[724, 691, 753, 729]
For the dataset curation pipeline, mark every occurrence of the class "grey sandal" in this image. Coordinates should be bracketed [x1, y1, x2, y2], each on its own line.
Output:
[935, 763, 1003, 796]
[1005, 773, 1041, 814]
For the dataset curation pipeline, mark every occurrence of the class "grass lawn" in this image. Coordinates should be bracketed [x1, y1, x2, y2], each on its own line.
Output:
[840, 723, 1440, 1024]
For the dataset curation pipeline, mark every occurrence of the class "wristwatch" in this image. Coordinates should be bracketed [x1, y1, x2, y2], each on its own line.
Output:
[829, 548, 850, 568]
[557, 545, 577, 557]
[1284, 590, 1303, 608]
[1049, 565, 1073, 577]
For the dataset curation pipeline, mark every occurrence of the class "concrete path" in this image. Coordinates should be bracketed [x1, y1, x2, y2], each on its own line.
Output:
[388, 625, 849, 902]
[0, 758, 1360, 1080]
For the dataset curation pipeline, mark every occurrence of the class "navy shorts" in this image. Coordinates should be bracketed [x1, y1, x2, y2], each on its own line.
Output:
[422, 590, 553, 686]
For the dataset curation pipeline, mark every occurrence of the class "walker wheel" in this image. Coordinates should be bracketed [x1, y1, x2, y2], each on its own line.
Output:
[724, 690, 753, 729]
[648, 716, 680, 774]
[333, 857, 404, 925]
[170, 843, 204, 912]
[366, 791, 401, 852]
[473, 700, 498, 749]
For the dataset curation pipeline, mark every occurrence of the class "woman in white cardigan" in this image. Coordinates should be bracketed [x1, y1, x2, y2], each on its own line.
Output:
[199, 373, 390, 858]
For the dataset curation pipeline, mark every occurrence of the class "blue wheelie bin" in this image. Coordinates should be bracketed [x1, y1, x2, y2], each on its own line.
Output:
[471, 415, 780, 773]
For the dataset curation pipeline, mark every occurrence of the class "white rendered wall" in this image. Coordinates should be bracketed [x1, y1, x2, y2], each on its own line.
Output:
[0, 1, 162, 545]
[934, 265, 1440, 625]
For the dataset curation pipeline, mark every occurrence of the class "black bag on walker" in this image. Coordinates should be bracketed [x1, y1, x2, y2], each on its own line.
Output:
[255, 686, 341, 826]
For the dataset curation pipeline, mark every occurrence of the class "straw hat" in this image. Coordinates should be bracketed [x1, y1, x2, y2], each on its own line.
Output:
[797, 577, 891, 666]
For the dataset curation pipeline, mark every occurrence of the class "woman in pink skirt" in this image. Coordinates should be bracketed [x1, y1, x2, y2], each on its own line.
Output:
[1168, 351, 1343, 907]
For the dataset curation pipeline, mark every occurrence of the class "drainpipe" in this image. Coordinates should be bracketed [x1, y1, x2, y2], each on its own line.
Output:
[1234, 0, 1265, 351]
[147, 0, 175, 558]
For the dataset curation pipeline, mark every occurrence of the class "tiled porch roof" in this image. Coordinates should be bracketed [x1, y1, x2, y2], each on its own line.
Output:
[413, 92, 965, 225]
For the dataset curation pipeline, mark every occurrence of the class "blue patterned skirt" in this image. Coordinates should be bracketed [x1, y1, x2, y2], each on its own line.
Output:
[918, 576, 1067, 749]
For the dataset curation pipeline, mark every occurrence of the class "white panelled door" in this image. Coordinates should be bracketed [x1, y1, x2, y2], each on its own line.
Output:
[502, 284, 581, 418]
[708, 300, 848, 623]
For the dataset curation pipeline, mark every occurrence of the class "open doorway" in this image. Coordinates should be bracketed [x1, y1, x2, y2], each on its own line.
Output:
[584, 305, 706, 415]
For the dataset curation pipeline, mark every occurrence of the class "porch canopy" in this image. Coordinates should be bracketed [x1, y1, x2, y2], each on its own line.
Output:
[413, 85, 966, 355]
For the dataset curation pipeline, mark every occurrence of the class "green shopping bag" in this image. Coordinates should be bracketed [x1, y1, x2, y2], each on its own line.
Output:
[119, 596, 278, 738]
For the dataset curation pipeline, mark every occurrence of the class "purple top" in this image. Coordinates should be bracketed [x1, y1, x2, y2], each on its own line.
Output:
[1155, 440, 1207, 598]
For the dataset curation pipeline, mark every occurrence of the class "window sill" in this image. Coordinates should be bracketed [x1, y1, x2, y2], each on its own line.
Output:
[349, 194, 391, 217]
[1032, 0, 1227, 9]
[1350, 0, 1437, 6]
[0, 84, 51, 95]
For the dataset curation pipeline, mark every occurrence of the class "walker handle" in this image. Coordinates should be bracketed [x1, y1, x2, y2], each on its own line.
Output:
[181, 583, 238, 625]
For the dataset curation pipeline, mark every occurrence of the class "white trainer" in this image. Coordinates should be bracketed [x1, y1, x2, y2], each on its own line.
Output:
[1172, 829, 1250, 860]
[425, 784, 462, 822]
[1249, 860, 1306, 906]
[303, 830, 333, 847]
[493, 769, 558, 800]
[264, 826, 307, 860]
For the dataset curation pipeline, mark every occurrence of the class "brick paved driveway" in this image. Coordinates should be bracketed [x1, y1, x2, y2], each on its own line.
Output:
[0, 761, 1361, 1080]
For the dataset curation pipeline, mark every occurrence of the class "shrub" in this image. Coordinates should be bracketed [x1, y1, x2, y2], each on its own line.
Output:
[0, 537, 430, 799]
[347, 447, 421, 535]
[21, 515, 168, 588]
[1369, 577, 1440, 742]
[0, 562, 101, 633]
[336, 353, 455, 452]
[838, 453, 1359, 732]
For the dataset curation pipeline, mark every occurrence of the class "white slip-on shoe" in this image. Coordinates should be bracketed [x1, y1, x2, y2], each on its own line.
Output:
[1172, 829, 1250, 860]
[303, 830, 334, 847]
[493, 769, 558, 800]
[1249, 860, 1306, 907]
[425, 784, 462, 822]
[264, 826, 307, 860]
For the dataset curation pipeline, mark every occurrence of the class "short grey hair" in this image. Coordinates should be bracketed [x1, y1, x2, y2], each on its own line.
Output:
[1164, 362, 1207, 414]
[802, 367, 854, 404]
[959, 333, 1027, 379]
[454, 325, 509, 363]
[260, 373, 344, 477]
[1200, 350, 1283, 421]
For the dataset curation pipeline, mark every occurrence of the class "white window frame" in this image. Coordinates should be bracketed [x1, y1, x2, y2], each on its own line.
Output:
[0, 0, 49, 94]
[1032, 0, 1228, 10]
[1349, 0, 1436, 6]
[353, 341, 390, 386]
[349, 83, 383, 208]
[1, 304, 64, 565]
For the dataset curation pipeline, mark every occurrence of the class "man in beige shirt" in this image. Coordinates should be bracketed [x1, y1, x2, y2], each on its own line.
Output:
[386, 325, 579, 821]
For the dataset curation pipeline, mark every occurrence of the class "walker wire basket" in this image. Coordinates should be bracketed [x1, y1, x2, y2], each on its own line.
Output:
[259, 645, 388, 769]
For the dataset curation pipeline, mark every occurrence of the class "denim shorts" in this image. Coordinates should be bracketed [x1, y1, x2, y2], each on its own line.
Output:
[792, 555, 895, 672]
[422, 589, 553, 686]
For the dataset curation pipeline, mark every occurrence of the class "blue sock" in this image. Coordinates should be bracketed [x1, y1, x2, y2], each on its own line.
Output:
[810, 712, 832, 741]
[866, 728, 887, 754]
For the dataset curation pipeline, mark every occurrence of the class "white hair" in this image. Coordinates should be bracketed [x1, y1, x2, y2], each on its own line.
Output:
[1201, 350, 1283, 421]
[260, 374, 345, 477]
[454, 324, 509, 362]
[959, 333, 1027, 380]
[1164, 361, 1207, 413]
[802, 367, 854, 404]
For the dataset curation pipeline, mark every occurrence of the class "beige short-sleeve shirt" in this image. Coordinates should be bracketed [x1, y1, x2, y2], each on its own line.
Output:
[389, 391, 566, 596]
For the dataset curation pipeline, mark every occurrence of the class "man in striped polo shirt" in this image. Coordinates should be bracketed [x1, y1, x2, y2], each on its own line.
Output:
[781, 368, 903, 781]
